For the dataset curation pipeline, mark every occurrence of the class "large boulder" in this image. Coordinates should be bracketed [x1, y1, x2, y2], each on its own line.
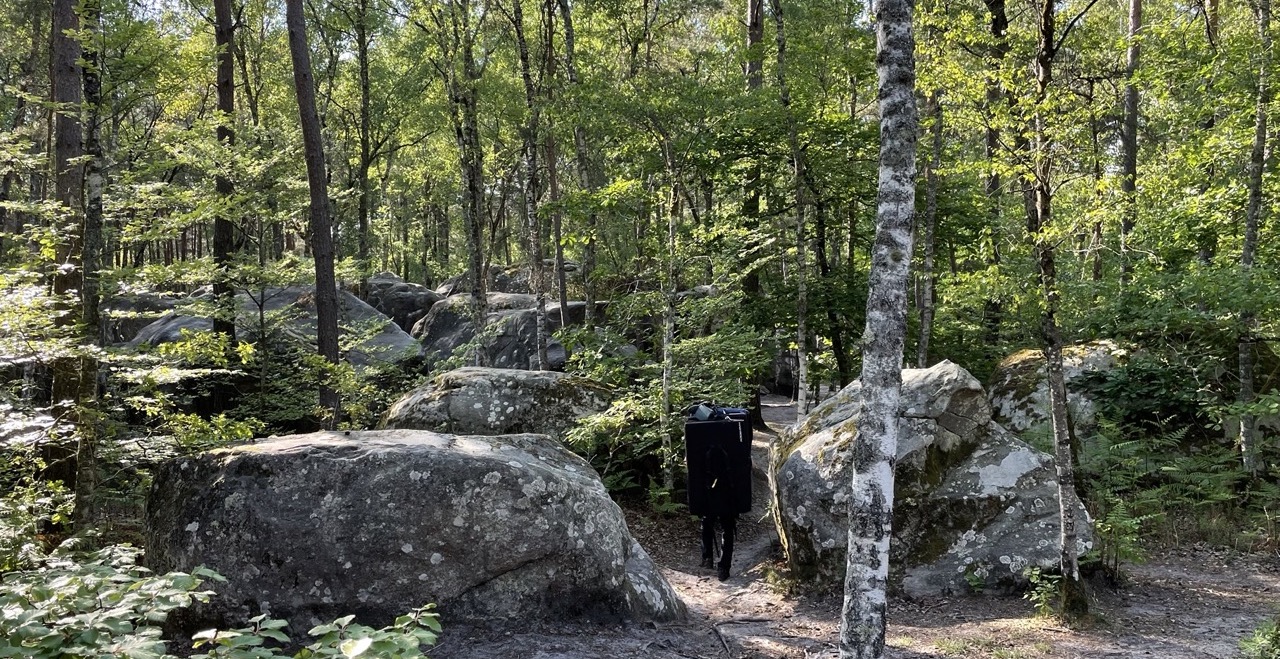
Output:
[383, 367, 610, 442]
[434, 261, 579, 297]
[101, 291, 177, 344]
[412, 293, 583, 370]
[364, 272, 444, 333]
[144, 430, 685, 639]
[987, 340, 1128, 438]
[771, 360, 1092, 597]
[129, 286, 423, 369]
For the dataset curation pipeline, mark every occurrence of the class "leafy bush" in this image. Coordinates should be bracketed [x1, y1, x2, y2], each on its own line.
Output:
[0, 543, 441, 658]
[1242, 616, 1280, 659]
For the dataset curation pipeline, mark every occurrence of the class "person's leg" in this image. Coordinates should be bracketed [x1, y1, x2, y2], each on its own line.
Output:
[700, 515, 715, 568]
[718, 514, 737, 581]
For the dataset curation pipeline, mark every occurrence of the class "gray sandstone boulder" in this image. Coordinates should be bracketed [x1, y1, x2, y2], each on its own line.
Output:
[129, 286, 423, 369]
[383, 367, 610, 442]
[144, 430, 685, 639]
[771, 360, 1092, 596]
[412, 292, 584, 370]
[101, 291, 177, 344]
[987, 339, 1128, 438]
[365, 272, 444, 333]
[434, 261, 579, 297]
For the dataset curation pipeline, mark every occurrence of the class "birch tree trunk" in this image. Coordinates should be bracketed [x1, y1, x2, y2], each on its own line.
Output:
[1240, 0, 1270, 476]
[839, 0, 917, 652]
[286, 0, 342, 424]
[1027, 0, 1090, 616]
[980, 0, 1010, 347]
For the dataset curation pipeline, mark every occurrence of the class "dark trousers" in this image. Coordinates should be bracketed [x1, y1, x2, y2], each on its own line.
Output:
[701, 513, 737, 567]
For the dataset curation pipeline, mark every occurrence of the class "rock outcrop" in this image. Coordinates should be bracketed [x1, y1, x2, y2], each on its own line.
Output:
[129, 286, 422, 368]
[101, 291, 177, 344]
[987, 340, 1128, 438]
[411, 292, 586, 370]
[434, 261, 579, 297]
[771, 360, 1092, 596]
[145, 430, 684, 639]
[383, 367, 610, 442]
[364, 272, 443, 333]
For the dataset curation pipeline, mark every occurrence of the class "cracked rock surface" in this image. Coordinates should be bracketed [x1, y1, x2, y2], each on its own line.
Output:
[144, 430, 684, 640]
[770, 360, 1092, 597]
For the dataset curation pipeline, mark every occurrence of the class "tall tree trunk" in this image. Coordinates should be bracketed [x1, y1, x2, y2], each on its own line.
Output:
[1119, 0, 1142, 281]
[1240, 0, 1270, 476]
[213, 0, 238, 411]
[547, 131, 570, 326]
[772, 0, 810, 418]
[46, 0, 85, 491]
[286, 0, 341, 423]
[73, 0, 106, 529]
[743, 0, 769, 429]
[660, 141, 679, 491]
[839, 0, 916, 653]
[980, 0, 1010, 348]
[509, 0, 549, 370]
[356, 0, 373, 297]
[916, 92, 941, 368]
[815, 200, 851, 386]
[1028, 0, 1089, 617]
[557, 0, 599, 327]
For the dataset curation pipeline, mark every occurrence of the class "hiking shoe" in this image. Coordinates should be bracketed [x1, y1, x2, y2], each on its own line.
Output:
[700, 557, 714, 569]
[717, 564, 730, 581]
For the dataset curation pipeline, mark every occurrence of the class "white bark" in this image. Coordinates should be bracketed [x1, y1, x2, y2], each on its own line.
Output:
[839, 0, 917, 653]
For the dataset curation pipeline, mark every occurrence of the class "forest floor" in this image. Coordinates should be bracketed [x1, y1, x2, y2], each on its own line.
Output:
[431, 396, 1280, 659]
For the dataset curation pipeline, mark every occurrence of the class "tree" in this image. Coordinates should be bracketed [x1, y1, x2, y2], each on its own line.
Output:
[839, 0, 917, 655]
[285, 0, 341, 423]
[1238, 0, 1270, 476]
[212, 0, 238, 405]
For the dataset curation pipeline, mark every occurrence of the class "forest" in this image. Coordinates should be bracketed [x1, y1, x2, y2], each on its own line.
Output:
[1, 0, 1279, 655]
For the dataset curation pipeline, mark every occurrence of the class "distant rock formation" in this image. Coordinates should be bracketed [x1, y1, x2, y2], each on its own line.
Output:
[364, 272, 443, 333]
[383, 367, 610, 443]
[771, 360, 1093, 596]
[987, 339, 1128, 438]
[129, 285, 422, 369]
[145, 430, 685, 640]
[412, 292, 597, 370]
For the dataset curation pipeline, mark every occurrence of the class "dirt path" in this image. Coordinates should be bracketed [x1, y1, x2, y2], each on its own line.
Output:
[433, 396, 1280, 658]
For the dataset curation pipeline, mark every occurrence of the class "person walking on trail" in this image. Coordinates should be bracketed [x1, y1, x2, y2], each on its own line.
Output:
[701, 441, 738, 581]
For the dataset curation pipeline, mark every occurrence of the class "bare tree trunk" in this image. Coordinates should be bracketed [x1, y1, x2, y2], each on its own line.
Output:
[46, 0, 85, 491]
[815, 200, 851, 386]
[839, 0, 916, 654]
[1027, 0, 1090, 616]
[356, 0, 373, 297]
[660, 141, 679, 491]
[1119, 0, 1142, 281]
[286, 0, 341, 424]
[508, 0, 549, 370]
[557, 0, 599, 327]
[771, 0, 809, 418]
[916, 92, 941, 368]
[1240, 0, 1270, 476]
[980, 0, 1010, 348]
[213, 0, 238, 412]
[73, 0, 107, 530]
[547, 131, 570, 326]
